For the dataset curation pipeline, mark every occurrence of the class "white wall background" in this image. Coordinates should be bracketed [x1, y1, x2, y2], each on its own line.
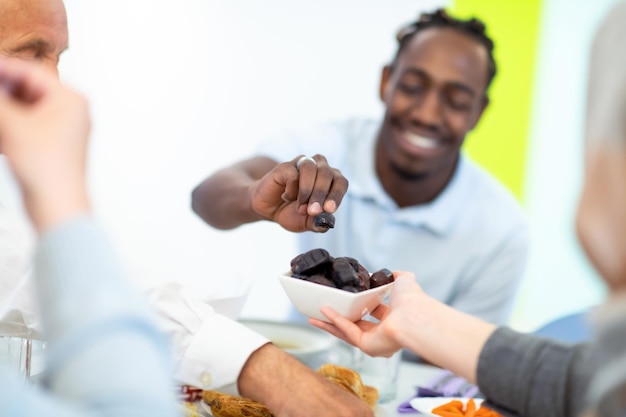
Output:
[0, 0, 614, 329]
[55, 0, 448, 318]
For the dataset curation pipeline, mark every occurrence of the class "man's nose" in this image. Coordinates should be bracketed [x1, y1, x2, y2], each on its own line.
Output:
[46, 63, 61, 79]
[411, 90, 443, 128]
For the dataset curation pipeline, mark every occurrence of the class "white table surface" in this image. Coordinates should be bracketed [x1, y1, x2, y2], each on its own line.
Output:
[376, 361, 442, 416]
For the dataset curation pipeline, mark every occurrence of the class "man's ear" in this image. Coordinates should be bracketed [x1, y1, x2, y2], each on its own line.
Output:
[379, 65, 392, 102]
[468, 96, 489, 130]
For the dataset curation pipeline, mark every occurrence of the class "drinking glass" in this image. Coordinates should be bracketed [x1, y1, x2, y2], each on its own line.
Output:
[0, 335, 46, 380]
[352, 347, 402, 403]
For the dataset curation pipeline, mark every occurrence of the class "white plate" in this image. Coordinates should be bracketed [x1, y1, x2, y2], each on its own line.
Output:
[240, 320, 335, 354]
[409, 397, 484, 416]
[239, 320, 353, 369]
[198, 400, 213, 417]
[180, 400, 212, 417]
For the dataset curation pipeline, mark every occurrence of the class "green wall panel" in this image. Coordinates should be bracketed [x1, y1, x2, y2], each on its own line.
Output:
[450, 0, 543, 203]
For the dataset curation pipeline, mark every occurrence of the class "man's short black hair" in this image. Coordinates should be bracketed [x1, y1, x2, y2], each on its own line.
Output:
[393, 8, 496, 89]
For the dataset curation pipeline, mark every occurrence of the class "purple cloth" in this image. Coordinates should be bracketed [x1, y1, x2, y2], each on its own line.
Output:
[397, 370, 482, 414]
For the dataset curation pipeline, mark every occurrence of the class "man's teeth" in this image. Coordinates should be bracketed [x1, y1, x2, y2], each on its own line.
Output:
[406, 133, 438, 149]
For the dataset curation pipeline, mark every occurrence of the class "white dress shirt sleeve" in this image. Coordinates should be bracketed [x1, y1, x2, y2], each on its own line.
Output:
[0, 205, 42, 338]
[145, 283, 270, 392]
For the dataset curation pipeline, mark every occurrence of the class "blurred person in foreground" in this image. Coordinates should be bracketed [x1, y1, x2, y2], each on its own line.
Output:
[310, 2, 626, 416]
[0, 57, 178, 416]
[191, 9, 529, 327]
[0, 1, 374, 416]
[0, 0, 68, 341]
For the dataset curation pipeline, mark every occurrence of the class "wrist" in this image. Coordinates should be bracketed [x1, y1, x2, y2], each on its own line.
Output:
[24, 185, 90, 233]
[238, 343, 320, 413]
[245, 182, 267, 222]
[238, 344, 289, 403]
[241, 180, 274, 223]
[395, 293, 496, 383]
[393, 293, 442, 352]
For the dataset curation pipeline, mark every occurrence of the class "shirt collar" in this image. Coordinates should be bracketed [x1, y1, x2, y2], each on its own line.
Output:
[348, 133, 472, 236]
[394, 155, 472, 236]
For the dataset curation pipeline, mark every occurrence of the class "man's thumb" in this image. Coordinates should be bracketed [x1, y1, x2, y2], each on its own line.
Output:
[0, 87, 20, 126]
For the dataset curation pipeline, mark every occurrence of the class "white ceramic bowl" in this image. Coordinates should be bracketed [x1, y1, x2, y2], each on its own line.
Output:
[277, 271, 394, 323]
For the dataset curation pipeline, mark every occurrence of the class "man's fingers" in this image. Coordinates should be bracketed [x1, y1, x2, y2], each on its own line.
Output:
[0, 58, 52, 103]
[323, 168, 348, 213]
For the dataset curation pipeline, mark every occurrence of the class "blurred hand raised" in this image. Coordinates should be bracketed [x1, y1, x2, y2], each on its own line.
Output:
[0, 58, 91, 232]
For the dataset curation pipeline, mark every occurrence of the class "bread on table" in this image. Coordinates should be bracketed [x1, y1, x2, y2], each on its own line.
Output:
[202, 363, 379, 417]
[202, 390, 273, 417]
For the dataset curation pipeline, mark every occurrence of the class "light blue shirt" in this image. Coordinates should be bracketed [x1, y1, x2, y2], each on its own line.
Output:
[257, 117, 529, 325]
[0, 217, 178, 417]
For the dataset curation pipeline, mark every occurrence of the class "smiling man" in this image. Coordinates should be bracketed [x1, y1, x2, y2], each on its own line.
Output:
[191, 9, 529, 328]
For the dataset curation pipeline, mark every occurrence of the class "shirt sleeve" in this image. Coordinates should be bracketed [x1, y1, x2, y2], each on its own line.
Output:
[0, 216, 179, 417]
[476, 327, 592, 417]
[145, 283, 270, 392]
[586, 301, 626, 417]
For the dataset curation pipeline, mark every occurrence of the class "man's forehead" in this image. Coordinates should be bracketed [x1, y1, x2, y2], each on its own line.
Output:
[398, 27, 489, 89]
[405, 27, 487, 62]
[0, 0, 68, 44]
[0, 0, 67, 24]
[0, 0, 31, 16]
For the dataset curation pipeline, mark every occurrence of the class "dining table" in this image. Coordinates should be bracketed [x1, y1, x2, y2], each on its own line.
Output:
[180, 309, 449, 417]
[182, 359, 444, 417]
[377, 360, 442, 416]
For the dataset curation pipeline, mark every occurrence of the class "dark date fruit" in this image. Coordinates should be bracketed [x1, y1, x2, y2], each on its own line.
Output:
[290, 248, 332, 275]
[303, 274, 336, 288]
[313, 212, 335, 229]
[370, 268, 394, 288]
[289, 248, 391, 293]
[331, 258, 359, 288]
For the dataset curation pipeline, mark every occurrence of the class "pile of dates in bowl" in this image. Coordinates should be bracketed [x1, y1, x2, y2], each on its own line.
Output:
[290, 248, 393, 293]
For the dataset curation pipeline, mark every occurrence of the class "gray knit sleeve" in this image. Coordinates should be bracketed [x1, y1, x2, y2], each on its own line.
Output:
[476, 327, 593, 417]
[586, 304, 626, 417]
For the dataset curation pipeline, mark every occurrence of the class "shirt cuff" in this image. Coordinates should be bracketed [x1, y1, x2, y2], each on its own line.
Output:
[174, 313, 269, 393]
